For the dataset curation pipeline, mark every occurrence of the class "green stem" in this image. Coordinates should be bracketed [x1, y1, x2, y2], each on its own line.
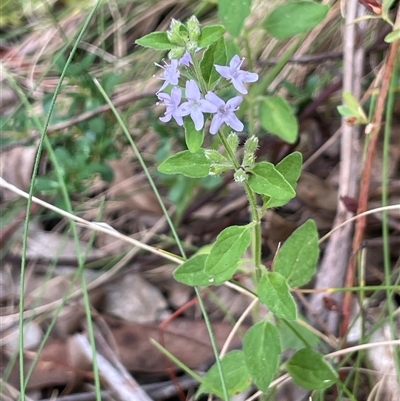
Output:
[242, 28, 254, 71]
[328, 285, 400, 293]
[80, 273, 101, 397]
[280, 319, 313, 348]
[336, 378, 358, 401]
[247, 97, 255, 136]
[243, 182, 262, 280]
[189, 49, 208, 94]
[194, 287, 229, 401]
[381, 57, 400, 383]
[151, 340, 204, 383]
[218, 131, 262, 280]
[217, 131, 240, 169]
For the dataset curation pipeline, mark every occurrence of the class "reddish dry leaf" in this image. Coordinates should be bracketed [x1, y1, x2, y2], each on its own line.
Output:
[340, 195, 358, 214]
[358, 0, 382, 14]
[323, 296, 340, 312]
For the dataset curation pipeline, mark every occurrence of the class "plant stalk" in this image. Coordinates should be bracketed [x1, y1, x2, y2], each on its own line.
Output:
[218, 131, 262, 280]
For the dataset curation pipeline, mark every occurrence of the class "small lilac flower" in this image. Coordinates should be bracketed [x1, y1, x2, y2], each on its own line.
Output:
[154, 59, 180, 93]
[178, 51, 192, 67]
[215, 55, 259, 94]
[180, 80, 217, 130]
[157, 87, 184, 126]
[205, 91, 243, 135]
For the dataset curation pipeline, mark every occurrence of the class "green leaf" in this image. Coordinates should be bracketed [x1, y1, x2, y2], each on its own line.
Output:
[184, 118, 204, 153]
[198, 25, 226, 48]
[258, 272, 297, 320]
[225, 39, 241, 61]
[287, 348, 338, 390]
[274, 220, 319, 287]
[263, 1, 330, 39]
[34, 177, 60, 193]
[102, 72, 121, 93]
[263, 152, 302, 209]
[86, 162, 114, 182]
[88, 116, 105, 134]
[248, 162, 295, 200]
[197, 351, 251, 398]
[385, 29, 400, 43]
[205, 225, 251, 282]
[243, 320, 281, 392]
[258, 96, 298, 143]
[337, 105, 355, 118]
[173, 254, 215, 286]
[200, 36, 227, 90]
[338, 91, 368, 124]
[54, 147, 71, 171]
[217, 0, 252, 37]
[278, 318, 320, 351]
[342, 91, 360, 111]
[135, 32, 176, 50]
[337, 110, 368, 126]
[276, 152, 302, 188]
[158, 149, 211, 178]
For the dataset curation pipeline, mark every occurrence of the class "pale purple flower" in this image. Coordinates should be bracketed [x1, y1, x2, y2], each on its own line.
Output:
[215, 55, 259, 95]
[205, 92, 243, 135]
[179, 51, 192, 67]
[157, 87, 184, 126]
[154, 59, 180, 93]
[180, 80, 217, 130]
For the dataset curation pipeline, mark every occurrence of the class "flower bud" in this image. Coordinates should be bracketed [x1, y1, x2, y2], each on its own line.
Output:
[227, 132, 239, 153]
[170, 18, 182, 35]
[168, 47, 186, 60]
[167, 19, 185, 46]
[209, 163, 233, 176]
[244, 135, 259, 154]
[234, 168, 247, 183]
[243, 135, 258, 166]
[187, 15, 201, 42]
[242, 153, 255, 167]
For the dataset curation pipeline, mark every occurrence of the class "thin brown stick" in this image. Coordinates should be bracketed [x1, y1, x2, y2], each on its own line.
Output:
[340, 8, 400, 339]
[307, 0, 366, 335]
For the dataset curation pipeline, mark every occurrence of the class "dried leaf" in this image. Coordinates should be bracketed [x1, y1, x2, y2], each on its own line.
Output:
[104, 315, 245, 374]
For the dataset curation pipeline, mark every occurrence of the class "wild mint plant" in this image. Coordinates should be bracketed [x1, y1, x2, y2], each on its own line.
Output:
[136, 16, 338, 398]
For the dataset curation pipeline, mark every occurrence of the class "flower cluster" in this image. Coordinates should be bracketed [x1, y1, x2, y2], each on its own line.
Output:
[155, 54, 258, 135]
